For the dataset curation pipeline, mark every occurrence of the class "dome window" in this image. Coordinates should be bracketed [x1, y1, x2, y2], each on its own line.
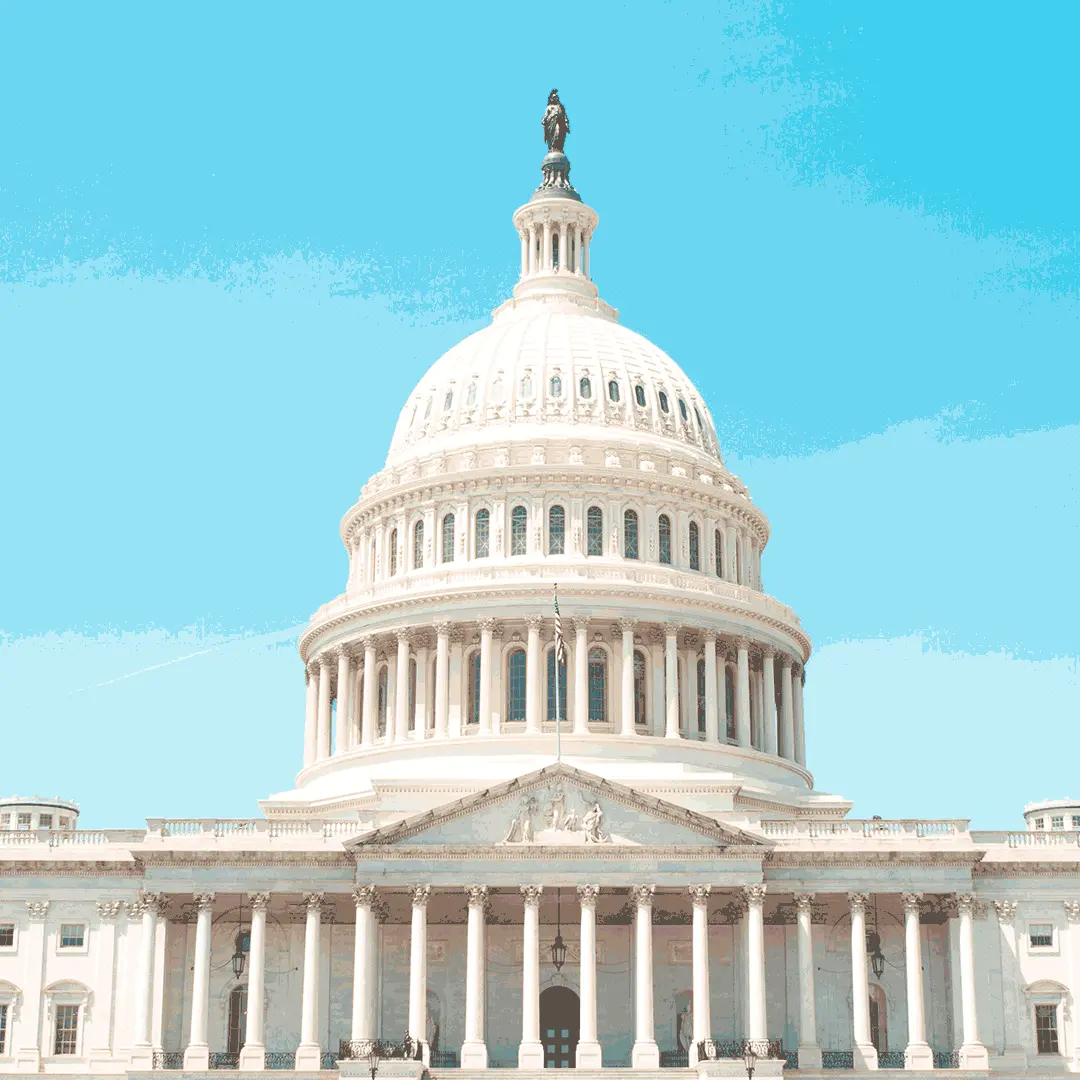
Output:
[546, 648, 567, 721]
[389, 529, 399, 576]
[678, 398, 689, 421]
[697, 659, 707, 735]
[623, 510, 639, 560]
[588, 648, 608, 724]
[444, 390, 453, 412]
[634, 384, 646, 407]
[694, 405, 703, 428]
[658, 391, 669, 413]
[658, 514, 672, 565]
[689, 522, 700, 571]
[474, 509, 490, 558]
[506, 649, 527, 722]
[441, 513, 455, 564]
[521, 374, 534, 398]
[607, 380, 620, 403]
[466, 382, 477, 407]
[714, 529, 724, 578]
[413, 521, 424, 570]
[633, 650, 648, 726]
[550, 375, 562, 398]
[548, 505, 566, 555]
[511, 505, 528, 556]
[424, 397, 433, 420]
[587, 506, 603, 557]
[579, 377, 592, 400]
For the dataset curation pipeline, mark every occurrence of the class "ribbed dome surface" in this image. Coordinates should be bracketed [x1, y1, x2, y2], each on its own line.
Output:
[386, 296, 722, 468]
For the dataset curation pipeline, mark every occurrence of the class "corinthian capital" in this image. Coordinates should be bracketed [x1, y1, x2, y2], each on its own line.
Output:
[520, 884, 544, 907]
[352, 885, 378, 908]
[577, 884, 600, 909]
[847, 892, 870, 913]
[410, 884, 431, 908]
[688, 885, 712, 905]
[901, 892, 924, 916]
[465, 885, 489, 908]
[630, 884, 656, 908]
[794, 892, 816, 914]
[743, 884, 767, 907]
[993, 900, 1018, 924]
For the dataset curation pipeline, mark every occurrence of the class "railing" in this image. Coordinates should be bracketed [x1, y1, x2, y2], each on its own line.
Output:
[697, 1038, 784, 1061]
[0, 828, 143, 847]
[660, 1049, 689, 1067]
[878, 1051, 905, 1068]
[209, 1052, 239, 1069]
[934, 1050, 960, 1069]
[339, 1037, 424, 1062]
[431, 1050, 459, 1067]
[145, 818, 369, 840]
[782, 1050, 799, 1070]
[151, 1051, 183, 1069]
[1005, 831, 1080, 848]
[759, 819, 968, 839]
[265, 1051, 297, 1070]
[821, 1051, 854, 1069]
[321, 1052, 340, 1070]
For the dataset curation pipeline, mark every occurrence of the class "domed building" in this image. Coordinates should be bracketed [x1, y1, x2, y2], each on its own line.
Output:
[1, 98, 1078, 1080]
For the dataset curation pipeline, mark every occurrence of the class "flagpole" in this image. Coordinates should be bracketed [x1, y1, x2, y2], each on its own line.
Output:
[554, 584, 562, 764]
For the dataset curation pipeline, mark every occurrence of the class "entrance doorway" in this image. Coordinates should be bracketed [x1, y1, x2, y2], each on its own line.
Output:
[540, 986, 579, 1068]
[868, 984, 888, 1052]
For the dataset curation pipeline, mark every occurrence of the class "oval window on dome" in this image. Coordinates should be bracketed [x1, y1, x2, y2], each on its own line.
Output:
[550, 375, 562, 398]
[444, 390, 453, 412]
[678, 398, 689, 421]
[634, 384, 646, 407]
[607, 380, 620, 403]
[580, 377, 592, 399]
[658, 390, 669, 413]
[466, 381, 477, 407]
[521, 374, 534, 398]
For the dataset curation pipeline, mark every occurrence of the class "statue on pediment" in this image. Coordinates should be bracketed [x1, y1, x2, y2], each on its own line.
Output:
[583, 801, 608, 843]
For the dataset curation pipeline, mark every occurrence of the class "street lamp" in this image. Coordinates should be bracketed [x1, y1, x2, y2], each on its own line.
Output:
[231, 896, 248, 980]
[365, 1041, 380, 1080]
[743, 1041, 759, 1080]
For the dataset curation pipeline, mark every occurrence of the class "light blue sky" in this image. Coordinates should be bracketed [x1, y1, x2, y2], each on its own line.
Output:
[2, 2, 1076, 827]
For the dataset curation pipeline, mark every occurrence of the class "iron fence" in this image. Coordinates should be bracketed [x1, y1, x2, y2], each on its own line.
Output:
[339, 1036, 423, 1062]
[697, 1038, 784, 1061]
[265, 1051, 297, 1070]
[209, 1053, 239, 1070]
[878, 1051, 905, 1069]
[821, 1050, 855, 1069]
[151, 1051, 183, 1070]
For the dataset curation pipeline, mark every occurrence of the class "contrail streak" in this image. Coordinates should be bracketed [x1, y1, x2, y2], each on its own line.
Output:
[68, 646, 221, 694]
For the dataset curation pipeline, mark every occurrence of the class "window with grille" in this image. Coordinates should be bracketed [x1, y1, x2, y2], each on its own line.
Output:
[714, 529, 724, 577]
[1029, 924, 1053, 948]
[53, 1004, 79, 1055]
[506, 650, 527, 722]
[658, 515, 672, 565]
[679, 398, 688, 421]
[441, 513, 455, 563]
[633, 651, 648, 727]
[0, 814, 7, 829]
[389, 529, 398, 576]
[550, 375, 562, 398]
[39, 814, 53, 828]
[607, 380, 620, 402]
[227, 985, 247, 1055]
[413, 520, 424, 569]
[59, 924, 85, 949]
[689, 522, 700, 570]
[1051, 816, 1064, 829]
[697, 659, 706, 734]
[1035, 1004, 1059, 1055]
[466, 381, 477, 406]
[0, 1003, 7, 1056]
[443, 389, 453, 412]
[725, 667, 736, 740]
[1034, 817, 1045, 829]
[549, 505, 566, 554]
[16, 814, 30, 830]
[1073, 816, 1080, 829]
[546, 649, 567, 723]
[522, 374, 534, 397]
[623, 510, 639, 559]
[408, 659, 417, 731]
[579, 377, 591, 399]
[511, 505, 528, 555]
[588, 649, 607, 724]
[377, 668, 388, 737]
[468, 652, 481, 725]
[586, 506, 603, 556]
[0, 924, 14, 948]
[475, 509, 490, 558]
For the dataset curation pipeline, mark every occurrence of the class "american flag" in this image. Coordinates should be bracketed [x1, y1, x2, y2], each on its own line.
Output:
[553, 584, 567, 664]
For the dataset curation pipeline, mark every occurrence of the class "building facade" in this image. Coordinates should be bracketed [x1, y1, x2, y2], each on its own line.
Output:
[2, 114, 1079, 1080]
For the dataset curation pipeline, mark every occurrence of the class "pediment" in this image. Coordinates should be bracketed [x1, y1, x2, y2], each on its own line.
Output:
[350, 764, 767, 851]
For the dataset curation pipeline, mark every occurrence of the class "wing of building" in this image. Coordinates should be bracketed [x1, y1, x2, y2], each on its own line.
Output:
[2, 104, 1078, 1080]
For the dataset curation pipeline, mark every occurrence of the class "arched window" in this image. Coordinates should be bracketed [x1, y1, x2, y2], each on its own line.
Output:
[377, 667, 389, 737]
[370, 540, 376, 583]
[443, 389, 453, 412]
[227, 984, 247, 1055]
[679, 398, 689, 421]
[635, 384, 646, 407]
[586, 505, 603, 556]
[580, 377, 592, 399]
[548, 505, 566, 555]
[441, 513, 455, 563]
[697, 658, 706, 734]
[550, 375, 562, 398]
[506, 650, 527, 723]
[735, 535, 743, 583]
[389, 529, 398, 576]
[521, 373, 533, 398]
[634, 650, 648, 728]
[694, 405, 704, 428]
[408, 658, 417, 731]
[714, 529, 724, 578]
[546, 647, 568, 722]
[658, 514, 672, 565]
[475, 508, 490, 558]
[689, 521, 700, 570]
[467, 652, 481, 726]
[413, 520, 424, 569]
[607, 380, 620, 402]
[511, 505, 528, 555]
[424, 397, 433, 419]
[588, 648, 607, 724]
[552, 232, 559, 270]
[724, 666, 736, 741]
[624, 509, 639, 560]
[658, 390, 669, 413]
[466, 381, 477, 406]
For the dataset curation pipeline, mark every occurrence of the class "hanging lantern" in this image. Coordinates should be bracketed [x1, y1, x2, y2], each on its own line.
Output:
[866, 929, 885, 980]
[231, 928, 248, 980]
[550, 888, 567, 971]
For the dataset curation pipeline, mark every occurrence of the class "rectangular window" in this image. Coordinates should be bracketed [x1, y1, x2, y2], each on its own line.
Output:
[58, 816, 70, 829]
[0, 924, 14, 948]
[1029, 923, 1054, 948]
[0, 813, 9, 828]
[16, 814, 30, 830]
[39, 814, 52, 828]
[1051, 816, 1064, 829]
[59, 924, 85, 949]
[0, 1002, 7, 1055]
[1034, 817, 1045, 829]
[53, 1004, 79, 1055]
[1073, 816, 1080, 829]
[1035, 1004, 1059, 1055]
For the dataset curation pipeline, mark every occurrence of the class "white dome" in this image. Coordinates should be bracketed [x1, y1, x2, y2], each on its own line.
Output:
[386, 293, 723, 469]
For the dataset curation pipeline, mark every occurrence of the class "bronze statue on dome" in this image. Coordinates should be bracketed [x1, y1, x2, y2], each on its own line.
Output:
[542, 89, 570, 153]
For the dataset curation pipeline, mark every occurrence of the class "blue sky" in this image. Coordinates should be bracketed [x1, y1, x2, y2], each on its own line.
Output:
[1, 2, 1076, 826]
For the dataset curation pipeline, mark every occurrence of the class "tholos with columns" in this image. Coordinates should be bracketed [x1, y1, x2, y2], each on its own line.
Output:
[902, 892, 932, 1069]
[849, 893, 878, 1070]
[794, 893, 822, 1068]
[239, 892, 269, 1070]
[577, 886, 602, 1068]
[631, 885, 659, 1068]
[519, 885, 544, 1068]
[183, 892, 214, 1071]
[461, 887, 489, 1067]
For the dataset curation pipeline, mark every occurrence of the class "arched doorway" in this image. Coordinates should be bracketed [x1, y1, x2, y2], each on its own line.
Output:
[540, 986, 579, 1068]
[868, 984, 888, 1053]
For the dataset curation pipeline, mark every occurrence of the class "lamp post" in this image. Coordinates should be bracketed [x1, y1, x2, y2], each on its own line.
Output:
[744, 1041, 759, 1080]
[365, 1041, 380, 1080]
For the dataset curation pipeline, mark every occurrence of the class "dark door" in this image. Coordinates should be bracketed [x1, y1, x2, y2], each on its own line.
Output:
[540, 986, 579, 1068]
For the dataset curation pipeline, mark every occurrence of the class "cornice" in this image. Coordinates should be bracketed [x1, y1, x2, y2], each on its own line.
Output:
[355, 844, 764, 862]
[135, 852, 353, 869]
[974, 863, 1080, 878]
[0, 862, 144, 877]
[764, 851, 985, 869]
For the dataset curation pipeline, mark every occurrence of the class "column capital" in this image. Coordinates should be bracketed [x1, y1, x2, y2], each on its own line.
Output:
[434, 621, 452, 638]
[395, 627, 413, 645]
[688, 885, 711, 905]
[359, 635, 376, 653]
[847, 891, 870, 913]
[138, 890, 170, 917]
[760, 644, 776, 659]
[193, 892, 216, 911]
[302, 891, 325, 913]
[525, 614, 544, 631]
[410, 884, 432, 908]
[993, 900, 1018, 924]
[792, 660, 804, 678]
[333, 644, 353, 662]
[305, 662, 318, 682]
[317, 652, 332, 670]
[663, 622, 679, 638]
[619, 618, 637, 633]
[572, 616, 589, 634]
[248, 892, 271, 911]
[630, 884, 656, 908]
[465, 885, 490, 908]
[955, 892, 978, 916]
[96, 900, 124, 920]
[520, 884, 544, 907]
[743, 884, 767, 907]
[780, 652, 794, 670]
[477, 618, 497, 634]
[352, 885, 378, 907]
[1064, 901, 1080, 924]
[901, 892, 924, 916]
[794, 892, 816, 913]
[702, 629, 718, 645]
[734, 636, 750, 652]
[576, 884, 600, 909]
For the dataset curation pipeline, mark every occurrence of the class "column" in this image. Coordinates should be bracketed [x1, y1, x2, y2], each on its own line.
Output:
[434, 623, 450, 739]
[519, 230, 528, 277]
[795, 894, 822, 1068]
[735, 639, 751, 748]
[848, 893, 878, 1070]
[150, 901, 168, 1055]
[583, 231, 591, 278]
[414, 641, 430, 739]
[478, 620, 495, 736]
[15, 901, 48, 1072]
[183, 892, 215, 1071]
[664, 625, 680, 739]
[574, 224, 583, 274]
[956, 894, 989, 1068]
[361, 638, 377, 747]
[316, 655, 332, 761]
[725, 524, 738, 581]
[89, 902, 122, 1064]
[335, 647, 352, 754]
[239, 892, 270, 1070]
[577, 886, 602, 1067]
[525, 615, 542, 734]
[620, 619, 636, 735]
[519, 885, 544, 1068]
[461, 886, 489, 1067]
[130, 894, 163, 1066]
[448, 628, 464, 735]
[394, 631, 411, 742]
[573, 618, 589, 735]
[689, 886, 711, 1065]
[527, 224, 537, 274]
[631, 885, 659, 1067]
[650, 632, 665, 738]
[351, 887, 378, 1043]
[703, 632, 719, 744]
[408, 885, 431, 1061]
[558, 222, 568, 271]
[779, 657, 795, 760]
[303, 664, 318, 767]
[761, 648, 778, 756]
[793, 664, 806, 765]
[745, 885, 767, 1051]
[900, 893, 932, 1069]
[542, 221, 552, 272]
[295, 892, 324, 1071]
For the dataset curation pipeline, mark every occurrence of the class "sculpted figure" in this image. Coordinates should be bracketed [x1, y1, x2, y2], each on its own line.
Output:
[583, 801, 607, 843]
[678, 1003, 693, 1050]
[542, 88, 570, 153]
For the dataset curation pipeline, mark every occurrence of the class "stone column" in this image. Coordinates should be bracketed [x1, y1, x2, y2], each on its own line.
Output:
[664, 625, 680, 739]
[519, 230, 528, 277]
[574, 224, 583, 273]
[689, 886, 711, 1064]
[89, 901, 123, 1062]
[408, 885, 431, 1061]
[848, 893, 878, 1070]
[650, 632, 665, 738]
[898, 893, 932, 1069]
[462, 886, 489, 1067]
[527, 224, 537, 274]
[183, 892, 215, 1071]
[558, 222, 568, 271]
[620, 619, 636, 735]
[761, 648, 777, 756]
[956, 894, 989, 1068]
[525, 615, 543, 734]
[519, 885, 544, 1068]
[583, 231, 591, 278]
[577, 886, 602, 1067]
[350, 887, 379, 1043]
[414, 641, 430, 739]
[573, 617, 589, 734]
[335, 648, 352, 754]
[303, 664, 318, 767]
[295, 893, 324, 1070]
[735, 639, 752, 748]
[542, 221, 552, 272]
[703, 632, 719, 744]
[478, 620, 495, 736]
[316, 655, 332, 761]
[361, 638, 377, 747]
[793, 663, 806, 765]
[434, 623, 450, 739]
[448, 628, 464, 736]
[745, 885, 767, 1050]
[795, 894, 822, 1068]
[129, 893, 164, 1066]
[779, 656, 795, 760]
[239, 892, 270, 1070]
[394, 631, 411, 742]
[631, 884, 659, 1068]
